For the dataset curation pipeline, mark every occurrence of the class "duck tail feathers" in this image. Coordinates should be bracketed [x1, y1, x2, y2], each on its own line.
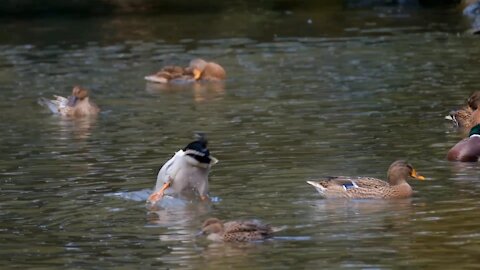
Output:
[38, 97, 60, 114]
[306, 181, 327, 197]
[271, 225, 287, 233]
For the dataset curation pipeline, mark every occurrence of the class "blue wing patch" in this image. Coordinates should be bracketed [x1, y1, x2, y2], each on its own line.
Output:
[342, 181, 358, 190]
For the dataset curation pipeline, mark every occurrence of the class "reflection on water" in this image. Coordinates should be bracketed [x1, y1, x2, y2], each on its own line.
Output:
[53, 116, 98, 140]
[1, 6, 480, 269]
[145, 81, 225, 102]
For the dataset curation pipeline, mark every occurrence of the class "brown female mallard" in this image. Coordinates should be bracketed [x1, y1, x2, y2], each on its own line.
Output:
[38, 86, 100, 117]
[197, 218, 275, 242]
[446, 91, 480, 129]
[306, 160, 425, 199]
[145, 58, 226, 84]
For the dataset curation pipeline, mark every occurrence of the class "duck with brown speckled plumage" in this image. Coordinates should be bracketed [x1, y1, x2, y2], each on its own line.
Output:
[145, 58, 226, 84]
[306, 160, 425, 199]
[38, 86, 100, 117]
[197, 218, 279, 242]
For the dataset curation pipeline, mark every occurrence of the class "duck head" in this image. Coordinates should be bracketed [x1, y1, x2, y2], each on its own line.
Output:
[183, 133, 218, 166]
[387, 160, 425, 185]
[468, 92, 480, 127]
[467, 91, 480, 110]
[197, 218, 224, 241]
[67, 86, 89, 107]
[188, 59, 226, 82]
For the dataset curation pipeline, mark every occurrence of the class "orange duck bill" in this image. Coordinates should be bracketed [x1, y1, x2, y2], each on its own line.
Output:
[410, 169, 425, 180]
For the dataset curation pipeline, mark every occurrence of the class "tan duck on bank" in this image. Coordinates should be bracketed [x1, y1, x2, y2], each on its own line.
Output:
[38, 86, 100, 117]
[306, 160, 425, 199]
[198, 218, 275, 242]
[145, 58, 226, 84]
[446, 91, 480, 129]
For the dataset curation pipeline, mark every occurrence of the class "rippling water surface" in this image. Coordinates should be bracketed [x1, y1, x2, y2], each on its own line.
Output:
[1, 6, 480, 269]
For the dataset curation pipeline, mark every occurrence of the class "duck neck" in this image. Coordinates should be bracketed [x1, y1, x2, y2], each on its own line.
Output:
[73, 97, 87, 106]
[469, 123, 480, 138]
[207, 233, 224, 242]
[387, 176, 408, 186]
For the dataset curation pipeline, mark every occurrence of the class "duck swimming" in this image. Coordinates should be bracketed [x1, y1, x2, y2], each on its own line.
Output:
[306, 160, 425, 199]
[38, 86, 100, 117]
[198, 218, 275, 242]
[446, 91, 480, 129]
[147, 134, 218, 204]
[144, 58, 226, 84]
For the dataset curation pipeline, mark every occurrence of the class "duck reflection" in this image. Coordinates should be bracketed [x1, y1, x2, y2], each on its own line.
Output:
[145, 80, 225, 102]
[447, 162, 480, 191]
[147, 197, 213, 243]
[309, 198, 413, 218]
[198, 241, 269, 266]
[55, 116, 97, 140]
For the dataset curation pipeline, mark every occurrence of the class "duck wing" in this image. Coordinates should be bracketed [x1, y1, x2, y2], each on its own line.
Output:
[307, 176, 390, 199]
[350, 177, 390, 189]
[145, 65, 187, 83]
[38, 95, 69, 115]
[223, 220, 272, 234]
[161, 65, 185, 75]
[222, 220, 273, 242]
[311, 176, 388, 189]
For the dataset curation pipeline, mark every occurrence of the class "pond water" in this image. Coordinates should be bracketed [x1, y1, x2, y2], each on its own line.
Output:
[1, 6, 480, 269]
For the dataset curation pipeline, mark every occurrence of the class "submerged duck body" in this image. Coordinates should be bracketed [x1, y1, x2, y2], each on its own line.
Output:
[147, 135, 218, 204]
[199, 218, 274, 242]
[447, 123, 480, 162]
[38, 86, 100, 117]
[145, 58, 226, 84]
[306, 160, 425, 199]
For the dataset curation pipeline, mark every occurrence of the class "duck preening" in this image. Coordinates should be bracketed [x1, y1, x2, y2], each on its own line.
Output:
[38, 86, 100, 117]
[446, 91, 480, 129]
[306, 160, 425, 199]
[147, 134, 218, 204]
[145, 58, 226, 84]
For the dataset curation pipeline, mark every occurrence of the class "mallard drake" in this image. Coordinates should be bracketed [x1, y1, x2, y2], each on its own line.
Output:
[445, 91, 480, 128]
[447, 122, 480, 162]
[38, 86, 100, 117]
[147, 134, 218, 204]
[145, 58, 226, 84]
[306, 160, 425, 199]
[198, 218, 275, 242]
